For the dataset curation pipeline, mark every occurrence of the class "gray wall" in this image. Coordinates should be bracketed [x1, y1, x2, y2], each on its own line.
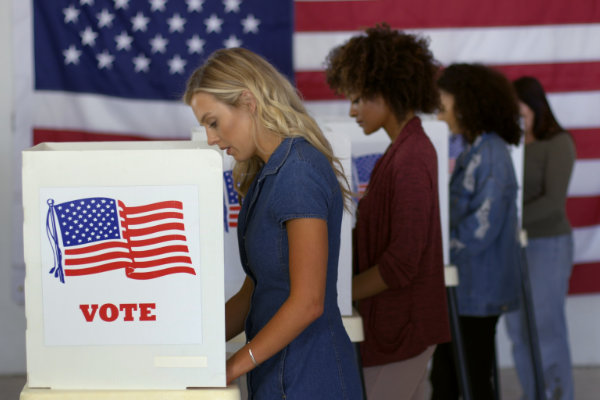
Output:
[1, 0, 27, 374]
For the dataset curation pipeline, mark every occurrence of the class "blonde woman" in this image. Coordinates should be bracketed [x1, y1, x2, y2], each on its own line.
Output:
[184, 48, 363, 399]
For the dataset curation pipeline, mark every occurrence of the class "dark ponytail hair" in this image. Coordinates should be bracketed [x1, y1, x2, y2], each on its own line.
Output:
[513, 76, 564, 140]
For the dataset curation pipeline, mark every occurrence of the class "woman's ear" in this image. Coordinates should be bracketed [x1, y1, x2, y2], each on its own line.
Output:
[240, 90, 257, 114]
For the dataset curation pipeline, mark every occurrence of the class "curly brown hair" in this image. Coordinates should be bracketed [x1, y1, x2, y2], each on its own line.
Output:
[437, 63, 521, 145]
[324, 24, 440, 122]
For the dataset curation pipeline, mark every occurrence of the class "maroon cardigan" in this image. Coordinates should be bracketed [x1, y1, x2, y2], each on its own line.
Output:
[354, 117, 451, 366]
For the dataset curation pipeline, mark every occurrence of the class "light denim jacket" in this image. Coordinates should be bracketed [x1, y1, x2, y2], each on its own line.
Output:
[450, 132, 521, 316]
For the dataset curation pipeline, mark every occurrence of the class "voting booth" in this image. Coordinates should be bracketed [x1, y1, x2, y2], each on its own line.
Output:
[22, 141, 228, 392]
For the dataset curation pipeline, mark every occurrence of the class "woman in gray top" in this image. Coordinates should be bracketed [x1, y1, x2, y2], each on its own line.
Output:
[505, 76, 576, 400]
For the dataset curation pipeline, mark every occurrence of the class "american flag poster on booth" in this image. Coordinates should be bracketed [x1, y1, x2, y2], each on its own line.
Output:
[39, 185, 203, 346]
[223, 170, 240, 232]
[221, 155, 247, 299]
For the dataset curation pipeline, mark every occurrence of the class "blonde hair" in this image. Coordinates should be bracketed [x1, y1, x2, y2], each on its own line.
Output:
[184, 48, 351, 205]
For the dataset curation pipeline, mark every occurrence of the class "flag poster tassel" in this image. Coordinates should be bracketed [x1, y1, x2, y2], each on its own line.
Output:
[45, 199, 65, 283]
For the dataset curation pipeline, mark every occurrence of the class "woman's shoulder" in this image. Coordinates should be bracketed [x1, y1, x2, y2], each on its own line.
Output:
[545, 131, 576, 159]
[548, 131, 574, 146]
[268, 138, 340, 216]
[289, 136, 316, 156]
[481, 131, 508, 145]
[392, 123, 437, 162]
[530, 131, 574, 152]
[278, 137, 336, 180]
[287, 137, 330, 167]
[472, 133, 516, 174]
[476, 132, 510, 157]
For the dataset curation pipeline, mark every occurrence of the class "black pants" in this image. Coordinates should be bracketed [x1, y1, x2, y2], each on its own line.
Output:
[429, 315, 500, 400]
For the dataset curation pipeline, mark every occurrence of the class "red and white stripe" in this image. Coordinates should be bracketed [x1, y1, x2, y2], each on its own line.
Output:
[63, 201, 195, 280]
[120, 201, 195, 279]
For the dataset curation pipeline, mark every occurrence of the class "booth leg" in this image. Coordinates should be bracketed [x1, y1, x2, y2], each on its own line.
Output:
[518, 242, 546, 400]
[492, 341, 500, 400]
[355, 343, 368, 400]
[446, 287, 473, 400]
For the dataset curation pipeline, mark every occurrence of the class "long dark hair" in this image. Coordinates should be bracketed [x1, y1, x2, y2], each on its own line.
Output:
[437, 63, 521, 145]
[513, 76, 564, 140]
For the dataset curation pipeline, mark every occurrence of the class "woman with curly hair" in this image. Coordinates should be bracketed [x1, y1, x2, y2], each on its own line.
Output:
[429, 63, 522, 399]
[325, 24, 450, 399]
[184, 47, 363, 399]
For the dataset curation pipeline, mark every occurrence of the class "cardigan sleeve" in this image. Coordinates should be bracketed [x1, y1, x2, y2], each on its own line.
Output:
[377, 151, 436, 289]
[522, 133, 575, 226]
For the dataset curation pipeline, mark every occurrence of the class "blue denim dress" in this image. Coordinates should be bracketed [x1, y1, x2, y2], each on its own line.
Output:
[237, 137, 363, 399]
[450, 132, 521, 316]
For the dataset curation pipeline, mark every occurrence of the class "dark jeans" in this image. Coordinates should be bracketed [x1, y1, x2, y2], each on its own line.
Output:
[430, 315, 500, 400]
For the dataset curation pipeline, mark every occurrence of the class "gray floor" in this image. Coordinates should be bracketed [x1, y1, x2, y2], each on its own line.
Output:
[2, 367, 599, 399]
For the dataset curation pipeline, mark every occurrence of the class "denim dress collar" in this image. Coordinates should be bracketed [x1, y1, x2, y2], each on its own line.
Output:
[239, 137, 299, 245]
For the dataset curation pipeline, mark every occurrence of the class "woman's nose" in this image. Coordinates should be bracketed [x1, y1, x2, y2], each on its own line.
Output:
[205, 130, 219, 146]
[349, 104, 357, 118]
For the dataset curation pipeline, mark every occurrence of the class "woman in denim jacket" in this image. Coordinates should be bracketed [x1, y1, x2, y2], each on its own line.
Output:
[184, 48, 363, 399]
[429, 64, 522, 400]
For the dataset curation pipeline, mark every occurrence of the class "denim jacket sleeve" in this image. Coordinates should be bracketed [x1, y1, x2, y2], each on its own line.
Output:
[450, 139, 516, 261]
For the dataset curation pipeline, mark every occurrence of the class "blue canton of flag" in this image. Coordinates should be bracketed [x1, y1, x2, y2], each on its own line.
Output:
[449, 133, 466, 159]
[33, 0, 293, 100]
[352, 153, 382, 198]
[54, 197, 121, 246]
[223, 170, 240, 231]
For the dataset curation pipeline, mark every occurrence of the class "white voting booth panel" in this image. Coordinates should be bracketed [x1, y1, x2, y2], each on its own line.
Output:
[22, 141, 226, 390]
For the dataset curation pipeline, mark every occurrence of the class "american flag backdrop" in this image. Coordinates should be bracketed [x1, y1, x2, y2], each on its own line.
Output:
[12, 0, 600, 294]
[33, 0, 292, 101]
[46, 197, 195, 282]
